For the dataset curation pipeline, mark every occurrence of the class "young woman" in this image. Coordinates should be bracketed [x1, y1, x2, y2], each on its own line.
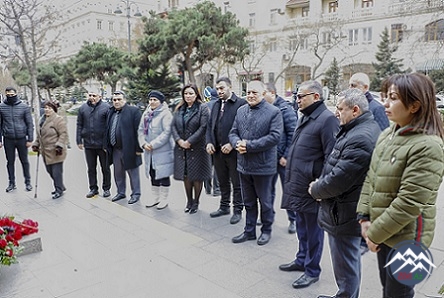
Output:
[171, 84, 211, 214]
[357, 73, 444, 298]
[138, 90, 174, 210]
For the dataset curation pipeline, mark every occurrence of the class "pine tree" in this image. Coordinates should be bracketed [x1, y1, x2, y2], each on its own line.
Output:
[324, 57, 340, 103]
[371, 27, 405, 91]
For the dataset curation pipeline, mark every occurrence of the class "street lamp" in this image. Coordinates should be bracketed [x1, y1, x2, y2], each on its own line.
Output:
[114, 0, 142, 53]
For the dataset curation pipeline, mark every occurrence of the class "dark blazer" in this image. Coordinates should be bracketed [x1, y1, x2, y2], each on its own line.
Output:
[76, 99, 109, 149]
[281, 102, 339, 213]
[310, 112, 380, 237]
[106, 104, 142, 170]
[229, 100, 282, 176]
[172, 102, 211, 181]
[206, 93, 246, 148]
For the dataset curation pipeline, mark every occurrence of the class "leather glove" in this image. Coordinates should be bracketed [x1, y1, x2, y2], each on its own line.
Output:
[32, 146, 39, 152]
[55, 146, 63, 156]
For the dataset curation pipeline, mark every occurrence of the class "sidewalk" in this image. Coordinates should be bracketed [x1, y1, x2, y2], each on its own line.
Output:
[0, 116, 443, 298]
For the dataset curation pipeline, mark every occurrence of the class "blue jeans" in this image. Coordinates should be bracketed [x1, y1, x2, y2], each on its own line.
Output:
[328, 233, 361, 298]
[377, 243, 415, 298]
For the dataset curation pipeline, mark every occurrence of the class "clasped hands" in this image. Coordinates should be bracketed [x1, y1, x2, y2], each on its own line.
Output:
[235, 140, 247, 154]
[206, 143, 233, 155]
[178, 139, 191, 149]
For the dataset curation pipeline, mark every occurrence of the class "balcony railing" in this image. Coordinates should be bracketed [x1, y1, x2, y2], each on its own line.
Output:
[286, 0, 310, 8]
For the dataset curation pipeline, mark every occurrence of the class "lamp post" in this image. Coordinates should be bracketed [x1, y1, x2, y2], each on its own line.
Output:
[114, 0, 142, 53]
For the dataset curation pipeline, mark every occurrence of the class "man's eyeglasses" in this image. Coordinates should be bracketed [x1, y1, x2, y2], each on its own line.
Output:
[113, 98, 123, 102]
[88, 94, 98, 97]
[296, 92, 315, 99]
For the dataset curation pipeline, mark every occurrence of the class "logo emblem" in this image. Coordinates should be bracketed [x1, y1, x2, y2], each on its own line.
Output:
[384, 240, 435, 286]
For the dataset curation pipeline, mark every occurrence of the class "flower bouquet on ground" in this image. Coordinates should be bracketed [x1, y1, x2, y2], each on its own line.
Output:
[0, 216, 39, 266]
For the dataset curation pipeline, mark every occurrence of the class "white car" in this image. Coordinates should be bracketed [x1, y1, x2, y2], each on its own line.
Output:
[436, 94, 444, 109]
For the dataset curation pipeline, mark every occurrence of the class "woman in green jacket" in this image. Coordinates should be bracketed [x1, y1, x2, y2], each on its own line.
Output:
[357, 73, 444, 298]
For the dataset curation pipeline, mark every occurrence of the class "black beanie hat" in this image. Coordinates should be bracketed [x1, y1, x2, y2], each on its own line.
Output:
[148, 90, 165, 103]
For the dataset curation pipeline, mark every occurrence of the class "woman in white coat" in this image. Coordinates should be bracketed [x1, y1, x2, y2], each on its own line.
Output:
[138, 90, 174, 209]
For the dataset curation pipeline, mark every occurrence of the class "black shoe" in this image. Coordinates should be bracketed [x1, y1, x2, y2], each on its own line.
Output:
[184, 201, 192, 213]
[52, 192, 63, 200]
[189, 202, 199, 214]
[6, 184, 16, 192]
[288, 221, 296, 234]
[232, 232, 256, 244]
[317, 295, 336, 298]
[257, 233, 271, 246]
[103, 190, 111, 198]
[111, 194, 126, 202]
[25, 184, 32, 192]
[128, 195, 140, 204]
[230, 213, 242, 224]
[292, 274, 319, 289]
[279, 261, 305, 272]
[86, 189, 99, 198]
[51, 190, 56, 195]
[210, 208, 230, 218]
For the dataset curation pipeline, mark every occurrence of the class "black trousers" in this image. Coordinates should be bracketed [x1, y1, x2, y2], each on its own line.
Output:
[45, 162, 65, 193]
[213, 150, 243, 212]
[4, 137, 31, 184]
[84, 148, 111, 191]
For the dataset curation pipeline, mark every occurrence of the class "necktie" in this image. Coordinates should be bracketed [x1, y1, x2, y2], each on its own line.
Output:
[110, 112, 119, 146]
[219, 100, 226, 120]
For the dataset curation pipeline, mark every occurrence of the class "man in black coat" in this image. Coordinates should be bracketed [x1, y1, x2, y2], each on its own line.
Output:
[0, 87, 34, 192]
[106, 90, 143, 204]
[206, 77, 247, 224]
[76, 91, 111, 198]
[280, 80, 339, 289]
[309, 89, 380, 298]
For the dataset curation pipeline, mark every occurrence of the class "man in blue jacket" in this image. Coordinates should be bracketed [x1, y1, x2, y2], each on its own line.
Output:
[309, 88, 380, 298]
[264, 83, 298, 234]
[280, 80, 339, 289]
[229, 80, 282, 246]
[76, 91, 111, 198]
[0, 87, 34, 192]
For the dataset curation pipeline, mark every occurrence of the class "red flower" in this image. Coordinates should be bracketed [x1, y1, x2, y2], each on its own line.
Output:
[5, 248, 13, 257]
[0, 238, 7, 249]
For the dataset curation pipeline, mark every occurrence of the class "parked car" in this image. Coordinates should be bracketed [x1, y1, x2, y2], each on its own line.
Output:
[436, 94, 444, 109]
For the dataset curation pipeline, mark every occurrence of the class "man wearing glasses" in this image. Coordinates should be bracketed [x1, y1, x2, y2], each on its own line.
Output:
[76, 91, 111, 198]
[280, 80, 339, 289]
[106, 90, 143, 204]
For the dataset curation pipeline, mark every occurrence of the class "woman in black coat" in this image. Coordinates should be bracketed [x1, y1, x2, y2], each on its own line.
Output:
[172, 84, 211, 214]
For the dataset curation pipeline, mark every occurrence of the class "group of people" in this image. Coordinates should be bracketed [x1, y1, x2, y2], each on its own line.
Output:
[1, 71, 443, 298]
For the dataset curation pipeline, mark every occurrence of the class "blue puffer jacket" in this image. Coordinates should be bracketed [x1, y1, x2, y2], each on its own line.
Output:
[229, 99, 282, 175]
[0, 97, 33, 142]
[273, 96, 297, 159]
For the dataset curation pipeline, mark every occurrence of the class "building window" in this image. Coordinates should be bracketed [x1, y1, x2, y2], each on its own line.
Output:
[97, 20, 102, 30]
[268, 72, 275, 83]
[329, 1, 337, 13]
[289, 36, 298, 51]
[425, 19, 444, 41]
[348, 29, 358, 46]
[362, 0, 373, 8]
[362, 27, 372, 44]
[108, 21, 114, 31]
[249, 13, 256, 27]
[269, 39, 277, 52]
[322, 32, 331, 44]
[169, 0, 179, 8]
[391, 24, 404, 43]
[270, 9, 277, 25]
[300, 37, 308, 50]
[302, 6, 309, 17]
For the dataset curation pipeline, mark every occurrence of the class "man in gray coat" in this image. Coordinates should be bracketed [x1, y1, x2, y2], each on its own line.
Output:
[0, 87, 34, 192]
